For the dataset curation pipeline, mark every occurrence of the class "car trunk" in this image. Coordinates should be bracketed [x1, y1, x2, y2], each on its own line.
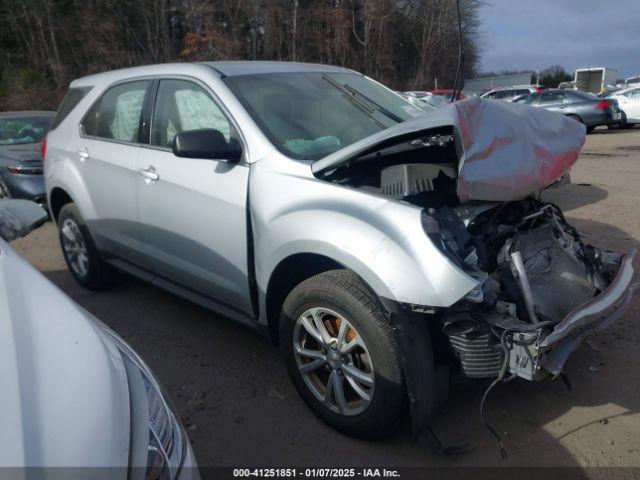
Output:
[314, 98, 638, 380]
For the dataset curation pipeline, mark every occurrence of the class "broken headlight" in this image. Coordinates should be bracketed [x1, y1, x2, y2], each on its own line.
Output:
[102, 328, 185, 480]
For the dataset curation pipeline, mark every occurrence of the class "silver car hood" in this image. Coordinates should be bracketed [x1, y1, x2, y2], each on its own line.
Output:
[312, 97, 586, 202]
[0, 238, 130, 469]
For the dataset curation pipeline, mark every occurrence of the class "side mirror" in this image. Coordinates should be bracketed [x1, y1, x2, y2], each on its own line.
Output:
[172, 128, 242, 162]
[0, 199, 48, 242]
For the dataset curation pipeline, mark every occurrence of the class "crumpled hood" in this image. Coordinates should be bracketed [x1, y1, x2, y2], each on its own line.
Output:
[312, 97, 586, 202]
[0, 239, 130, 470]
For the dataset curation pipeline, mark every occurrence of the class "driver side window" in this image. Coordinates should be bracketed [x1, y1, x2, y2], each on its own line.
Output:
[151, 79, 232, 148]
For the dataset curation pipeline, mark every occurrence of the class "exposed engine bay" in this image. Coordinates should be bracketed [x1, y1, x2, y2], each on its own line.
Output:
[431, 198, 620, 381]
[323, 130, 628, 382]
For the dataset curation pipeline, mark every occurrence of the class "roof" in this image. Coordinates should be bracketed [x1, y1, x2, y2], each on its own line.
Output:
[200, 61, 352, 77]
[69, 61, 354, 87]
[0, 111, 55, 117]
[487, 85, 535, 91]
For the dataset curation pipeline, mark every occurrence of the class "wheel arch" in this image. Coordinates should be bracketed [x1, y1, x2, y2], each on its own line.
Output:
[265, 253, 381, 345]
[566, 113, 583, 124]
[49, 187, 74, 222]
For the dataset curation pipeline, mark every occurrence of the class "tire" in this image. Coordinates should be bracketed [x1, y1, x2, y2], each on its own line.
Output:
[0, 176, 11, 198]
[586, 125, 596, 133]
[279, 269, 405, 439]
[609, 111, 627, 129]
[57, 203, 117, 289]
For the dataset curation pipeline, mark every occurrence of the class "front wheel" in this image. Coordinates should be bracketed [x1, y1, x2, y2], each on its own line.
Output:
[279, 270, 406, 439]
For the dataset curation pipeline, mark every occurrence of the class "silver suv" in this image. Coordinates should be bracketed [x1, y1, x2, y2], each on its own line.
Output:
[44, 62, 638, 440]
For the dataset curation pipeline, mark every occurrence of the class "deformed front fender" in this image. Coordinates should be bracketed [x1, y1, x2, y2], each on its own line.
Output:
[250, 156, 478, 326]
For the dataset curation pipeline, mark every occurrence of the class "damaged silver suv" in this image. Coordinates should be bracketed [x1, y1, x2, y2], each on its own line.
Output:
[44, 62, 639, 440]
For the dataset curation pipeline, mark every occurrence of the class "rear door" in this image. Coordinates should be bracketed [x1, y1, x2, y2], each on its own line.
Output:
[68, 79, 151, 262]
[135, 78, 253, 315]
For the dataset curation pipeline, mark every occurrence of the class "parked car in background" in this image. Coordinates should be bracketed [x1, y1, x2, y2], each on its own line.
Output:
[44, 62, 638, 440]
[624, 75, 640, 87]
[514, 89, 622, 132]
[0, 111, 54, 204]
[480, 85, 540, 102]
[400, 91, 446, 110]
[0, 198, 198, 478]
[607, 86, 640, 128]
[557, 81, 576, 90]
[427, 89, 465, 100]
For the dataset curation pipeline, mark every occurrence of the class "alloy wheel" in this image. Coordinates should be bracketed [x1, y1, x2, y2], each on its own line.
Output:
[61, 218, 90, 278]
[293, 307, 375, 416]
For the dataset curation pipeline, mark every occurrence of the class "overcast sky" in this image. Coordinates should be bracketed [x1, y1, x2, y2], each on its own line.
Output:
[478, 0, 639, 79]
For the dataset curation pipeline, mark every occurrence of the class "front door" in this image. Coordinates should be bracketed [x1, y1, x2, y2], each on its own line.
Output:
[135, 78, 252, 315]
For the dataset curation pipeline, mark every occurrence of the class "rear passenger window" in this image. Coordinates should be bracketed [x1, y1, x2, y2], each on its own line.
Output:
[151, 79, 232, 148]
[82, 81, 149, 142]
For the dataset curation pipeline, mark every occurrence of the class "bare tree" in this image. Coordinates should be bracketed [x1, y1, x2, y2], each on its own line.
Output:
[0, 0, 484, 109]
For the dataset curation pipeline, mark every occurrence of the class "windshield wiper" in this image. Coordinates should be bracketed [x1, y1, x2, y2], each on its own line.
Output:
[321, 75, 404, 124]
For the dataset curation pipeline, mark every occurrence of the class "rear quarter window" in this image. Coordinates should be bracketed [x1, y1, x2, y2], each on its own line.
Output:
[51, 87, 93, 130]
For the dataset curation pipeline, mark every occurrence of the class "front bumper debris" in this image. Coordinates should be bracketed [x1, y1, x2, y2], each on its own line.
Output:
[511, 248, 639, 379]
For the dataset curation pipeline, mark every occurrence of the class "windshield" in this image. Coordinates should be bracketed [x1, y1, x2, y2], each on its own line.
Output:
[223, 72, 423, 160]
[0, 115, 53, 146]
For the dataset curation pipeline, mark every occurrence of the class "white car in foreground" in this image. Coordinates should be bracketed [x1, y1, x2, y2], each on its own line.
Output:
[0, 199, 198, 479]
[608, 86, 640, 128]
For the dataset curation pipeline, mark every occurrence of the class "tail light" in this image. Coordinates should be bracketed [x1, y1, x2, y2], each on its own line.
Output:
[594, 100, 609, 110]
[40, 137, 47, 161]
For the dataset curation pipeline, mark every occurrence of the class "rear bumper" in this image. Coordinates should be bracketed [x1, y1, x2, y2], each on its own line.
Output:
[534, 248, 639, 377]
[583, 109, 622, 127]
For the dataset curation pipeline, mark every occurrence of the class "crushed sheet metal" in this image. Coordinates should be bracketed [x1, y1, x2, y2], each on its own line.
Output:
[312, 97, 586, 203]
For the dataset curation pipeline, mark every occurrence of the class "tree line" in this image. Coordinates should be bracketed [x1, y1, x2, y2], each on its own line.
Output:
[0, 0, 483, 110]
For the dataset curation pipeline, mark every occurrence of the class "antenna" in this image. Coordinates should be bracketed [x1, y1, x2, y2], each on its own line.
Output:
[451, 0, 464, 102]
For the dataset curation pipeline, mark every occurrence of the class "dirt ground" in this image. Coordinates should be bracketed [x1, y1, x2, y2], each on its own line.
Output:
[11, 126, 640, 472]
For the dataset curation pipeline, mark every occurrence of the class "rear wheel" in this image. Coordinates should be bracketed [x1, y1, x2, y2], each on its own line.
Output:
[58, 203, 117, 289]
[586, 125, 596, 133]
[609, 111, 627, 129]
[279, 270, 406, 439]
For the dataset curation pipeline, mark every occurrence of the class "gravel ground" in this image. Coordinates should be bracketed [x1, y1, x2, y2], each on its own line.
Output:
[11, 126, 640, 472]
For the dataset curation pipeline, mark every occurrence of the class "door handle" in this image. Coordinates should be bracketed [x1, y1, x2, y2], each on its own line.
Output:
[137, 166, 159, 182]
[77, 148, 89, 161]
